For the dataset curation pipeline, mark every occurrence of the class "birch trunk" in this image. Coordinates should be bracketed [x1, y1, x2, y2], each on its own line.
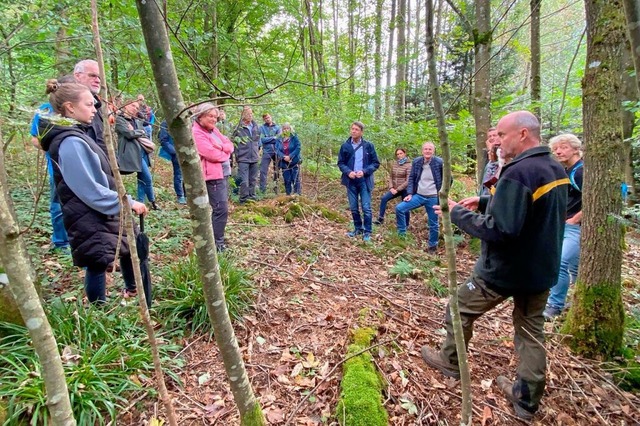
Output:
[135, 1, 265, 423]
[426, 1, 471, 423]
[0, 134, 76, 426]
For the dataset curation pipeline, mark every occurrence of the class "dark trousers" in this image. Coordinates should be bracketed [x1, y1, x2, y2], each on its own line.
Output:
[206, 179, 229, 247]
[441, 275, 548, 413]
[259, 148, 278, 192]
[238, 162, 258, 202]
[85, 254, 135, 303]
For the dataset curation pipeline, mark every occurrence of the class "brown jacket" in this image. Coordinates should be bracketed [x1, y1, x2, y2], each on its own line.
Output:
[388, 160, 412, 191]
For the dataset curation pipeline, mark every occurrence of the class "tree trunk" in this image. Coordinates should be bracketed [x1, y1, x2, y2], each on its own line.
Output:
[621, 40, 638, 204]
[473, 0, 492, 186]
[412, 0, 422, 90]
[530, 0, 541, 121]
[332, 0, 340, 92]
[396, 0, 407, 121]
[0, 136, 76, 426]
[54, 8, 70, 76]
[134, 2, 266, 424]
[623, 0, 640, 93]
[385, 0, 396, 117]
[374, 0, 383, 119]
[425, 1, 472, 423]
[564, 0, 626, 359]
[90, 2, 179, 424]
[348, 0, 356, 94]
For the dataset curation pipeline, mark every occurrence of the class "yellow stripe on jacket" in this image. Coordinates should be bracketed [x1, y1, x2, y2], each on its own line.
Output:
[532, 178, 570, 202]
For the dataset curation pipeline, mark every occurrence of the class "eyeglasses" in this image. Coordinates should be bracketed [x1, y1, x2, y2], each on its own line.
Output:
[82, 72, 101, 80]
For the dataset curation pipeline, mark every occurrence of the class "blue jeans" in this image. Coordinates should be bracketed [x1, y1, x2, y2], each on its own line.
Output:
[282, 166, 301, 195]
[170, 154, 184, 198]
[396, 194, 439, 248]
[46, 153, 69, 248]
[378, 189, 409, 224]
[346, 179, 372, 235]
[137, 152, 156, 203]
[546, 223, 581, 309]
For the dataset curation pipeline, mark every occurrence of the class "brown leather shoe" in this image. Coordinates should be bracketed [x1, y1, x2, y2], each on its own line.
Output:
[421, 346, 460, 379]
[496, 375, 535, 421]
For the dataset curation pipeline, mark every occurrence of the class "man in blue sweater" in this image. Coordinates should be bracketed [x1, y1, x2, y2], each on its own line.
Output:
[395, 142, 444, 253]
[259, 113, 281, 194]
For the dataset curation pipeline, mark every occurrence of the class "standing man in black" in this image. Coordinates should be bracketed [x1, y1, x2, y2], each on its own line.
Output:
[421, 111, 569, 421]
[73, 59, 108, 154]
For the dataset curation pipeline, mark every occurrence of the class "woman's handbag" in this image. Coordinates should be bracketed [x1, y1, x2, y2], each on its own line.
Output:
[137, 137, 156, 154]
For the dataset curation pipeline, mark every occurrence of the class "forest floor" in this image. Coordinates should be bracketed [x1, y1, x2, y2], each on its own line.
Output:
[26, 159, 640, 426]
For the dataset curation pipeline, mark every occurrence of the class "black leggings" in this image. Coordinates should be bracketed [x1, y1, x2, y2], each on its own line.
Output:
[84, 254, 136, 304]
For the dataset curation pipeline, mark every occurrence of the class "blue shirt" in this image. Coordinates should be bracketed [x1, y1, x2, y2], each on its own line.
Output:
[30, 103, 53, 137]
[352, 141, 363, 172]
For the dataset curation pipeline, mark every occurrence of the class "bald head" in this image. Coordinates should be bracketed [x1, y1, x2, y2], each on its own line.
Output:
[496, 111, 541, 159]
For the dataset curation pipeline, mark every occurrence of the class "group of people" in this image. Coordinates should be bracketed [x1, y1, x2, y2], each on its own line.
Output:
[338, 111, 584, 421]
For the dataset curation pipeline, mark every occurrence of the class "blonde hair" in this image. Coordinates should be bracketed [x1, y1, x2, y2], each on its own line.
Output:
[45, 80, 91, 116]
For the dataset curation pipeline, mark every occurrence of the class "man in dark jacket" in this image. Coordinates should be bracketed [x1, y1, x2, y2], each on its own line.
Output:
[73, 59, 107, 154]
[233, 106, 261, 203]
[337, 121, 380, 242]
[395, 142, 444, 253]
[421, 111, 568, 421]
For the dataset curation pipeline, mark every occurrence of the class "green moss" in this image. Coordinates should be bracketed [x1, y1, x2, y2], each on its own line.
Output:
[236, 212, 270, 225]
[0, 283, 23, 332]
[240, 402, 266, 426]
[562, 280, 625, 359]
[335, 327, 388, 426]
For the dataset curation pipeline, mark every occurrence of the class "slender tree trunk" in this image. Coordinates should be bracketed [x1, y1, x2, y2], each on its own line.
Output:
[54, 9, 70, 76]
[332, 0, 340, 92]
[621, 41, 638, 203]
[90, 2, 179, 424]
[623, 0, 640, 93]
[396, 0, 407, 121]
[0, 136, 76, 426]
[412, 0, 422, 89]
[374, 0, 384, 119]
[530, 0, 542, 120]
[385, 0, 396, 117]
[348, 0, 356, 94]
[564, 0, 626, 359]
[473, 0, 492, 186]
[425, 1, 471, 423]
[135, 2, 265, 423]
[208, 0, 219, 81]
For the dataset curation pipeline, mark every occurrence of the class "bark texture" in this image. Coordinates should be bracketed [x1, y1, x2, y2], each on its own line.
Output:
[564, 0, 626, 359]
[0, 140, 76, 426]
[473, 0, 492, 185]
[426, 1, 472, 423]
[530, 0, 541, 120]
[135, 2, 265, 424]
[623, 0, 640, 93]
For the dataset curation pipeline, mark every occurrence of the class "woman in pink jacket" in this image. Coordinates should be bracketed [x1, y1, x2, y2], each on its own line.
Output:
[192, 103, 234, 252]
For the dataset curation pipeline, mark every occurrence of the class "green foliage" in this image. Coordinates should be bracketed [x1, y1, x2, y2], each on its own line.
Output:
[0, 300, 182, 425]
[335, 328, 387, 426]
[156, 252, 256, 333]
[389, 258, 422, 280]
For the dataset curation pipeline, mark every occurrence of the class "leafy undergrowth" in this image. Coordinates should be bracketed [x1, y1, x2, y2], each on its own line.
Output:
[0, 299, 183, 425]
[5, 158, 640, 425]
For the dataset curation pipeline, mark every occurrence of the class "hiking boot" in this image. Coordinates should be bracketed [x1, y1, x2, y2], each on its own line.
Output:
[373, 218, 384, 225]
[496, 375, 535, 421]
[543, 305, 562, 321]
[421, 346, 460, 379]
[363, 234, 371, 242]
[177, 196, 187, 205]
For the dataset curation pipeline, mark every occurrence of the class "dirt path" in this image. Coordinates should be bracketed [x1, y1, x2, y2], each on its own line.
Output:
[162, 192, 640, 425]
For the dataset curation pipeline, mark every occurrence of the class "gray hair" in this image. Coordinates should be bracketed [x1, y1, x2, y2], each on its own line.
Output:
[73, 59, 98, 74]
[511, 111, 540, 139]
[282, 122, 294, 132]
[192, 102, 217, 121]
[351, 121, 365, 131]
[549, 133, 582, 151]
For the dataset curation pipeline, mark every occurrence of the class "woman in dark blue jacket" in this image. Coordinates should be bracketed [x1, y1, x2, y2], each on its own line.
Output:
[275, 123, 301, 195]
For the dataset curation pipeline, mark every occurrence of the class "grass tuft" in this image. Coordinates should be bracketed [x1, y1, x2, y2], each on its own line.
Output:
[156, 253, 256, 333]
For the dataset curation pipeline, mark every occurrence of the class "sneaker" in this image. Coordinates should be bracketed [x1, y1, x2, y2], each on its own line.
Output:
[397, 232, 407, 239]
[543, 305, 562, 321]
[151, 201, 160, 211]
[177, 196, 187, 205]
[496, 376, 536, 421]
[363, 234, 371, 242]
[346, 230, 363, 238]
[122, 289, 137, 299]
[420, 346, 460, 379]
[216, 244, 227, 253]
[373, 218, 384, 225]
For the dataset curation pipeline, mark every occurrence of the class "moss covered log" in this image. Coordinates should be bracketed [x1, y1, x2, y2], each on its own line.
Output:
[335, 328, 388, 426]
